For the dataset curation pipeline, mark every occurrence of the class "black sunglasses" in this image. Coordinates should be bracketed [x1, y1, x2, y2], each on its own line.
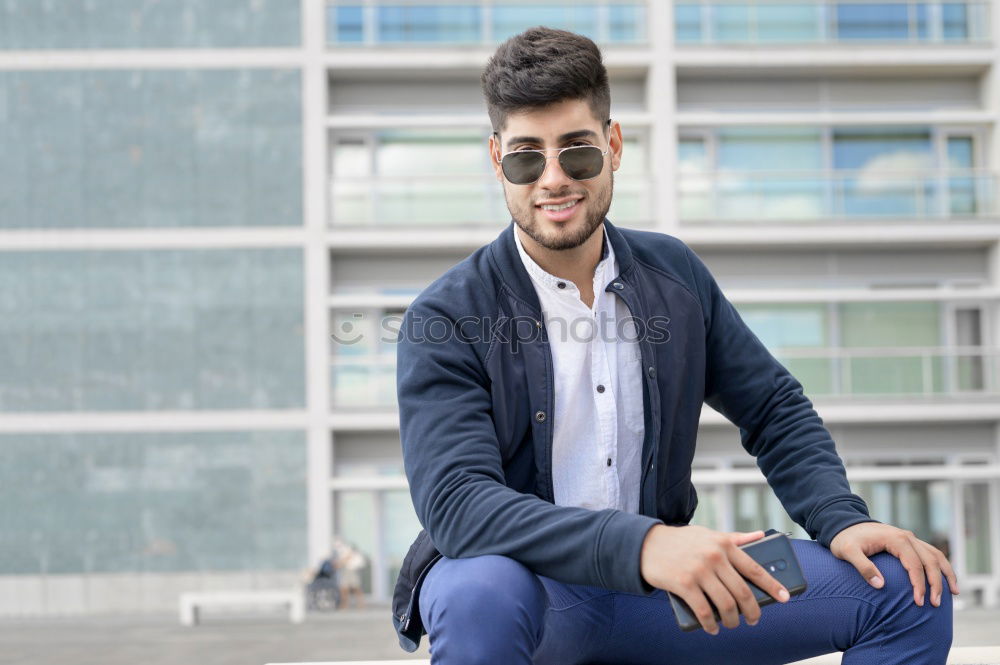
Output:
[494, 120, 612, 185]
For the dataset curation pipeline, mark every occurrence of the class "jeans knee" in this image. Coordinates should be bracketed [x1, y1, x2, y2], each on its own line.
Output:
[449, 555, 544, 610]
[421, 554, 548, 652]
[871, 551, 954, 636]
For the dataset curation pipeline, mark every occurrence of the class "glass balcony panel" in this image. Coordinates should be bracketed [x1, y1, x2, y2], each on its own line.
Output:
[841, 302, 940, 348]
[833, 126, 934, 216]
[757, 3, 823, 42]
[675, 3, 704, 43]
[835, 3, 915, 41]
[713, 3, 753, 42]
[679, 169, 995, 222]
[845, 354, 946, 396]
[332, 5, 365, 43]
[609, 4, 646, 42]
[673, 1, 986, 44]
[378, 5, 482, 44]
[492, 5, 599, 42]
[943, 2, 970, 40]
[329, 132, 648, 227]
[331, 359, 397, 409]
[713, 173, 826, 220]
[328, 2, 645, 46]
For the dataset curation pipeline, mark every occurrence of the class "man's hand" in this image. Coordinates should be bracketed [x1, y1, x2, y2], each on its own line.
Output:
[640, 524, 790, 635]
[829, 522, 960, 607]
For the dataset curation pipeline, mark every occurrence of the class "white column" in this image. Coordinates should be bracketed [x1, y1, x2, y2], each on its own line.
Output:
[646, 0, 678, 232]
[303, 0, 334, 569]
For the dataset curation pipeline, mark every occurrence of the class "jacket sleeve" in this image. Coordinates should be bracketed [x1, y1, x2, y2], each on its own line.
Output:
[396, 297, 664, 594]
[682, 245, 879, 548]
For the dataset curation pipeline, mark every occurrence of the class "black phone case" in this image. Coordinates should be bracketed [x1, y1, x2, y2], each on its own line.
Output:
[667, 531, 808, 632]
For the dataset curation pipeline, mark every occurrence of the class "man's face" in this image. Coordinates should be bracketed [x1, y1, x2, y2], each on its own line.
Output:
[489, 98, 622, 251]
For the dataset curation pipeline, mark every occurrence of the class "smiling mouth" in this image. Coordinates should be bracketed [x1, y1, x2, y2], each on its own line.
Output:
[536, 197, 583, 221]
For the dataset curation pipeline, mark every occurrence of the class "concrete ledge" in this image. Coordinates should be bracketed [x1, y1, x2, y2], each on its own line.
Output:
[266, 646, 1000, 665]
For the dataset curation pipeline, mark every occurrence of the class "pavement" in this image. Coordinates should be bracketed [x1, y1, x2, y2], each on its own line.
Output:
[1, 604, 997, 665]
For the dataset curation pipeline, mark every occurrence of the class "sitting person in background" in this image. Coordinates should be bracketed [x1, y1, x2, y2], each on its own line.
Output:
[333, 537, 368, 610]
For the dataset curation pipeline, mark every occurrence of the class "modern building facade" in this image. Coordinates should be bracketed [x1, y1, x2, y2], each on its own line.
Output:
[1, 0, 998, 616]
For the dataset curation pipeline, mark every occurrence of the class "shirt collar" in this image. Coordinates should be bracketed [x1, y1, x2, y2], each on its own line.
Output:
[512, 224, 614, 294]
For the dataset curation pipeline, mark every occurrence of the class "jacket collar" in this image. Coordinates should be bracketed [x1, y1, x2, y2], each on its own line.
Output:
[489, 216, 634, 317]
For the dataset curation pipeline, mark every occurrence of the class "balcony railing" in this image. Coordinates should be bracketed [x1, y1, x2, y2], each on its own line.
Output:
[330, 346, 999, 409]
[678, 167, 996, 222]
[774, 346, 1000, 398]
[675, 0, 991, 45]
[331, 354, 397, 409]
[329, 174, 656, 227]
[327, 0, 647, 46]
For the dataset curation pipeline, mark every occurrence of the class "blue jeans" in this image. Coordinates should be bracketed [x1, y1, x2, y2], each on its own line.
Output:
[418, 538, 953, 664]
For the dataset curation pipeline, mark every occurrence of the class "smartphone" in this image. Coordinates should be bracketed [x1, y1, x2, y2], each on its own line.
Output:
[667, 530, 808, 632]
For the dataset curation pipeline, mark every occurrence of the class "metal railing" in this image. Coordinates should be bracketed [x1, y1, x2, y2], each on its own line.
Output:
[328, 173, 656, 227]
[675, 0, 991, 45]
[773, 345, 1000, 398]
[678, 167, 996, 222]
[327, 0, 648, 47]
[329, 345, 1000, 408]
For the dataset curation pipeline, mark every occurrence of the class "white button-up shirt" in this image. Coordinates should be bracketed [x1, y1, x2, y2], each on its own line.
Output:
[513, 224, 645, 513]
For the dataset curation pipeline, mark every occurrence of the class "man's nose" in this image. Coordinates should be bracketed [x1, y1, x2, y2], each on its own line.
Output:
[535, 152, 575, 190]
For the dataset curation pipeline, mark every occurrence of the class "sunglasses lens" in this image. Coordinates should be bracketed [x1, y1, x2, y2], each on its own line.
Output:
[502, 151, 545, 185]
[500, 145, 605, 184]
[559, 146, 604, 180]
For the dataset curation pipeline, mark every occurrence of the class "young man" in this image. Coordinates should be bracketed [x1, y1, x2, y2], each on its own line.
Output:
[392, 26, 959, 664]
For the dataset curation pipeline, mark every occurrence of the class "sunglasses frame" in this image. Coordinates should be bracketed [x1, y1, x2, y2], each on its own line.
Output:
[493, 119, 613, 185]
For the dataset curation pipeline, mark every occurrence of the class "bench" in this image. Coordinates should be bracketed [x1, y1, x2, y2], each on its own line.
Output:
[265, 646, 1000, 664]
[179, 589, 305, 626]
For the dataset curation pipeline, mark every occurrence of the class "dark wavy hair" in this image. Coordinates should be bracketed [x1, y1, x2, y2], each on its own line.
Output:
[480, 26, 611, 137]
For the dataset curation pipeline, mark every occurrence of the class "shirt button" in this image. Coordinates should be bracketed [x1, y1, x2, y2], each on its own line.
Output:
[647, 366, 656, 379]
[612, 281, 624, 290]
[535, 410, 546, 423]
[557, 281, 566, 289]
[596, 384, 605, 393]
[606, 457, 612, 467]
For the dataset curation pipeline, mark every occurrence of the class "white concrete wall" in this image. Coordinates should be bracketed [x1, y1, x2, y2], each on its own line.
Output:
[0, 571, 303, 617]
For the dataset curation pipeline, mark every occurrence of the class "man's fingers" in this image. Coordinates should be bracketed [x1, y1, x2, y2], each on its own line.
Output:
[730, 548, 789, 604]
[678, 585, 720, 635]
[700, 574, 740, 630]
[909, 540, 945, 606]
[889, 537, 929, 606]
[938, 550, 960, 595]
[837, 545, 885, 589]
[717, 563, 762, 626]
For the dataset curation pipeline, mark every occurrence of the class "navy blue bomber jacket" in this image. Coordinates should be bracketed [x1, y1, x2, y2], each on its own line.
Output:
[391, 218, 876, 651]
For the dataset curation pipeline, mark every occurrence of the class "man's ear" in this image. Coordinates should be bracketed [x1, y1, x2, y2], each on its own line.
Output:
[489, 132, 503, 181]
[609, 120, 623, 172]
